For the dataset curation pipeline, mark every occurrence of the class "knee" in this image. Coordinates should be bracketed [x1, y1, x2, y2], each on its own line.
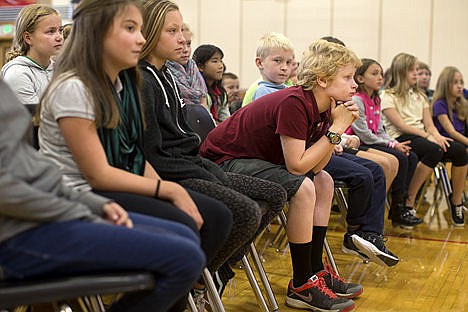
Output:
[294, 176, 316, 203]
[423, 146, 444, 167]
[178, 243, 206, 279]
[315, 170, 334, 194]
[450, 143, 468, 166]
[235, 197, 262, 231]
[387, 154, 399, 175]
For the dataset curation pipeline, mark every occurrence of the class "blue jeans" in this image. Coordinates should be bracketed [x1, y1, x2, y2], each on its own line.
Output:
[325, 153, 386, 233]
[0, 213, 206, 312]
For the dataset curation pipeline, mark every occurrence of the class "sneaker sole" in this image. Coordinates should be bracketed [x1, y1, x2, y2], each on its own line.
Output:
[335, 287, 363, 299]
[341, 244, 370, 262]
[350, 235, 399, 267]
[285, 297, 355, 312]
[391, 221, 414, 230]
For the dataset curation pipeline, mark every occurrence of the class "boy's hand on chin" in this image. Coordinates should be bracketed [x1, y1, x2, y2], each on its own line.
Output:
[330, 99, 358, 133]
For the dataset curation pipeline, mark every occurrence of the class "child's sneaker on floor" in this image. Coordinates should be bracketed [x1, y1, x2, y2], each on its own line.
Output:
[449, 202, 465, 227]
[286, 275, 355, 312]
[316, 269, 363, 298]
[342, 231, 399, 267]
[192, 287, 209, 312]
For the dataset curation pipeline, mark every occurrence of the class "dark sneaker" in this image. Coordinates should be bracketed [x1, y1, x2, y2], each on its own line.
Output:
[213, 263, 235, 297]
[316, 270, 363, 298]
[349, 231, 399, 267]
[286, 275, 355, 312]
[449, 202, 465, 227]
[390, 204, 423, 229]
[342, 232, 370, 262]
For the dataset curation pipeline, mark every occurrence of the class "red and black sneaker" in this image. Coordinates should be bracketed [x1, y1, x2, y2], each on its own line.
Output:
[286, 274, 355, 311]
[316, 269, 363, 298]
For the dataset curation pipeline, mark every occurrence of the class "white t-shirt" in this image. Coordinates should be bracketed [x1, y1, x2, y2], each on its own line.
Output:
[39, 76, 95, 191]
[380, 89, 428, 139]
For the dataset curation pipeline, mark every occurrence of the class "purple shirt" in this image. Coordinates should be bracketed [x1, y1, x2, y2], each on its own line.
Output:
[433, 99, 466, 136]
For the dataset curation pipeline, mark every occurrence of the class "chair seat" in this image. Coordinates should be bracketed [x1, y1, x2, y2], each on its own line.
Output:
[334, 180, 348, 188]
[0, 272, 155, 308]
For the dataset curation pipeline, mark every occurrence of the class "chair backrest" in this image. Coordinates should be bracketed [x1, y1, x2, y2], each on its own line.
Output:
[183, 104, 216, 144]
[24, 103, 39, 150]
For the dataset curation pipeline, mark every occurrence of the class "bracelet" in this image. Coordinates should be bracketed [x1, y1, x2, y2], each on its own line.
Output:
[154, 179, 161, 198]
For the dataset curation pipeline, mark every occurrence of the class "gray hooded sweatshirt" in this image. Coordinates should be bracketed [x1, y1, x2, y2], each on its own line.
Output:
[0, 56, 53, 104]
[0, 80, 108, 245]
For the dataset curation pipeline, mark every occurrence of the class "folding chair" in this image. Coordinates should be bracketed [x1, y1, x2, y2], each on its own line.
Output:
[0, 272, 155, 312]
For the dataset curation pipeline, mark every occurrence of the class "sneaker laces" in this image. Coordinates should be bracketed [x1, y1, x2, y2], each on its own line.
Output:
[454, 205, 464, 219]
[360, 231, 387, 251]
[193, 288, 209, 311]
[314, 276, 337, 299]
[324, 262, 345, 284]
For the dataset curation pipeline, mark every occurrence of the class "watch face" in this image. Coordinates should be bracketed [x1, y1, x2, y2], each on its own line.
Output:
[327, 131, 341, 144]
[331, 135, 341, 144]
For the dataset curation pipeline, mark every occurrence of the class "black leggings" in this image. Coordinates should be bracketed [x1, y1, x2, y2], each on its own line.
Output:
[95, 189, 232, 270]
[179, 172, 287, 270]
[397, 134, 467, 167]
[363, 144, 418, 199]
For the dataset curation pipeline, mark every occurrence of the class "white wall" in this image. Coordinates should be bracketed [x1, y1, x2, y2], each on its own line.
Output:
[50, 0, 468, 89]
[174, 0, 468, 89]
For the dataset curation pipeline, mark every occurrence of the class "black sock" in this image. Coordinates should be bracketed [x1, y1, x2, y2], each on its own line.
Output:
[289, 241, 313, 288]
[310, 226, 327, 274]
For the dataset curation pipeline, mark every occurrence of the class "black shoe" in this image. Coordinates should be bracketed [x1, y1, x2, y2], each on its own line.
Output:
[343, 231, 399, 267]
[213, 263, 235, 297]
[342, 232, 370, 261]
[449, 202, 466, 227]
[390, 204, 423, 229]
[286, 275, 355, 311]
[316, 269, 363, 298]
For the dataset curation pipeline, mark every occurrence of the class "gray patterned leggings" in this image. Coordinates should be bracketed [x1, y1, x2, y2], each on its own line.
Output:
[179, 172, 287, 271]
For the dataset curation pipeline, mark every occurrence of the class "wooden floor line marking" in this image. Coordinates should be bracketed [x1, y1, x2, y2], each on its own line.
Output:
[387, 234, 468, 245]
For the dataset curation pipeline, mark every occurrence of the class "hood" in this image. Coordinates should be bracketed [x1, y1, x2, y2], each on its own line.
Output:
[1, 56, 53, 77]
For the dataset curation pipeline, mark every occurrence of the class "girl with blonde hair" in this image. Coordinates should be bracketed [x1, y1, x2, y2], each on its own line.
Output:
[1, 4, 63, 104]
[382, 53, 467, 226]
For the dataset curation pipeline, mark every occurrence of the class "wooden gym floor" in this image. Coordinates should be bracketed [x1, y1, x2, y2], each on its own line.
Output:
[222, 182, 468, 312]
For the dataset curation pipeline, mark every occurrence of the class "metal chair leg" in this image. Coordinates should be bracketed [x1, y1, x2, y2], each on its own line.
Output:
[437, 164, 453, 209]
[324, 237, 339, 276]
[250, 242, 279, 311]
[241, 255, 269, 312]
[334, 186, 348, 228]
[187, 292, 198, 312]
[202, 268, 225, 312]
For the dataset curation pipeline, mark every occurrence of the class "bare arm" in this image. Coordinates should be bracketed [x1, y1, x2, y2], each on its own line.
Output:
[281, 135, 335, 175]
[144, 161, 160, 179]
[436, 114, 468, 146]
[59, 117, 159, 196]
[382, 107, 428, 137]
[422, 107, 452, 151]
[280, 101, 356, 175]
[59, 117, 204, 228]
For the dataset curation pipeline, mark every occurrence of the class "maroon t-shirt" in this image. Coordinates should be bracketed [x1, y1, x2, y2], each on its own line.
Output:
[200, 86, 331, 165]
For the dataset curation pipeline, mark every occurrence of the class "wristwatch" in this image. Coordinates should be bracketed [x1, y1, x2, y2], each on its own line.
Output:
[325, 130, 342, 145]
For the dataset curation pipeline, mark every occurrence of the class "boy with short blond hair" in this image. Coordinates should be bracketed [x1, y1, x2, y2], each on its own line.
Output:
[242, 32, 295, 106]
[201, 39, 364, 312]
